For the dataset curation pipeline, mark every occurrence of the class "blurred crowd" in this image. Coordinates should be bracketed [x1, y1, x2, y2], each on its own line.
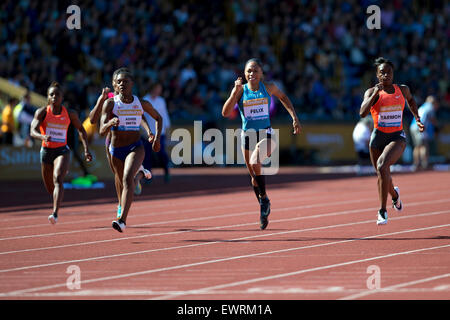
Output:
[1, 0, 449, 139]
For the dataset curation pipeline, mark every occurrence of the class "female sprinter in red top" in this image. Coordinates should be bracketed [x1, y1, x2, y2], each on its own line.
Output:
[360, 57, 424, 225]
[100, 68, 162, 233]
[30, 81, 92, 224]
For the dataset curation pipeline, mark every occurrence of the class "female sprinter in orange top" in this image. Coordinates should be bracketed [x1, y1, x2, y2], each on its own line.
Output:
[30, 81, 92, 224]
[360, 57, 424, 225]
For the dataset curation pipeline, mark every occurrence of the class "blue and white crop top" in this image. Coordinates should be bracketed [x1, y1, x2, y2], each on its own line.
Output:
[111, 95, 143, 131]
[238, 82, 271, 131]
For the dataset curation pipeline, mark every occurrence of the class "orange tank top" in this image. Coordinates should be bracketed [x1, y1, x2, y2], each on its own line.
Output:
[370, 84, 406, 133]
[40, 105, 71, 148]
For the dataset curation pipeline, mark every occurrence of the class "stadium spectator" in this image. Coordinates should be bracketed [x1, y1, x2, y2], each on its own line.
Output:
[13, 90, 36, 147]
[1, 97, 17, 145]
[143, 82, 172, 182]
[0, 0, 448, 124]
[410, 95, 440, 170]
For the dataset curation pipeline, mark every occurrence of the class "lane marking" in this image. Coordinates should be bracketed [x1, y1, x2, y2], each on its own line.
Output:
[153, 243, 450, 300]
[0, 199, 449, 256]
[1, 192, 449, 242]
[0, 187, 376, 228]
[0, 197, 386, 241]
[5, 285, 450, 298]
[339, 273, 450, 300]
[1, 219, 449, 296]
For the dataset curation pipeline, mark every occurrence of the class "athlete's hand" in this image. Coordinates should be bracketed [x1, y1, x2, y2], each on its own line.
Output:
[416, 117, 425, 133]
[292, 119, 302, 135]
[234, 77, 244, 92]
[373, 83, 383, 95]
[148, 132, 155, 143]
[152, 137, 161, 152]
[109, 117, 120, 127]
[100, 87, 111, 100]
[42, 134, 51, 142]
[84, 150, 93, 162]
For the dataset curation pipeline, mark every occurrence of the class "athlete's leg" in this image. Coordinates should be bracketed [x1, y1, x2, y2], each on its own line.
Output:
[106, 142, 122, 208]
[119, 145, 145, 223]
[41, 162, 54, 195]
[249, 137, 276, 199]
[52, 152, 70, 216]
[370, 146, 398, 205]
[242, 147, 260, 200]
[111, 154, 125, 215]
[374, 140, 406, 211]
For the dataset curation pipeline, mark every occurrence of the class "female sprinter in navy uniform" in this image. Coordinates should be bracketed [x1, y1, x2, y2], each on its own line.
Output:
[89, 73, 152, 219]
[30, 81, 92, 224]
[100, 68, 162, 233]
[360, 57, 424, 225]
[222, 58, 301, 230]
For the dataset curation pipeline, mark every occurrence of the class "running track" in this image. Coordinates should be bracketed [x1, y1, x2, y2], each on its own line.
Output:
[0, 167, 449, 300]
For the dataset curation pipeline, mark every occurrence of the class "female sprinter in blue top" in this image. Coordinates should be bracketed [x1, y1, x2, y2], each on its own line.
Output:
[222, 58, 301, 230]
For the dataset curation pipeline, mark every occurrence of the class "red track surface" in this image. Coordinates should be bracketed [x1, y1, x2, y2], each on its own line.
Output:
[0, 167, 449, 300]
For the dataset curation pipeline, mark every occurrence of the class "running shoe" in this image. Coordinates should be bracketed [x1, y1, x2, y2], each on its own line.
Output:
[112, 219, 126, 233]
[134, 180, 142, 195]
[376, 209, 388, 225]
[259, 197, 271, 230]
[48, 214, 58, 225]
[392, 186, 402, 211]
[139, 165, 152, 180]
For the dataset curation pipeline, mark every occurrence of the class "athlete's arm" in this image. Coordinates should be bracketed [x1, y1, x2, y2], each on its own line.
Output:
[68, 108, 93, 162]
[140, 110, 153, 141]
[141, 100, 162, 152]
[89, 87, 110, 124]
[30, 107, 50, 143]
[222, 77, 244, 117]
[360, 85, 381, 117]
[99, 98, 119, 136]
[266, 82, 301, 134]
[399, 84, 424, 132]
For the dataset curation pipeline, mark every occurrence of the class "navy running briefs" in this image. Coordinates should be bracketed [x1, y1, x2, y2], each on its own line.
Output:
[109, 139, 143, 161]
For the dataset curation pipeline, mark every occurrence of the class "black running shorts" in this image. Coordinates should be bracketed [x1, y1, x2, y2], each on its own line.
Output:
[40, 145, 71, 164]
[369, 129, 406, 150]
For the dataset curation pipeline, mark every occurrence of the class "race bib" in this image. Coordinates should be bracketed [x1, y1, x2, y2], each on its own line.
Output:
[116, 109, 142, 131]
[243, 98, 269, 120]
[45, 122, 67, 143]
[378, 105, 403, 128]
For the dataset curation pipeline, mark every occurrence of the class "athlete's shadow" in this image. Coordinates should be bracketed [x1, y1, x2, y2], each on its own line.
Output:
[176, 228, 287, 232]
[182, 235, 450, 243]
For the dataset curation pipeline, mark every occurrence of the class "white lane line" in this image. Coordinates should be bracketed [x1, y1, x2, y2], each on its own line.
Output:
[6, 286, 450, 297]
[0, 184, 335, 223]
[0, 196, 386, 241]
[339, 273, 450, 300]
[1, 218, 449, 296]
[0, 186, 376, 229]
[1, 198, 449, 256]
[2, 188, 449, 241]
[153, 243, 450, 300]
[3, 185, 447, 227]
